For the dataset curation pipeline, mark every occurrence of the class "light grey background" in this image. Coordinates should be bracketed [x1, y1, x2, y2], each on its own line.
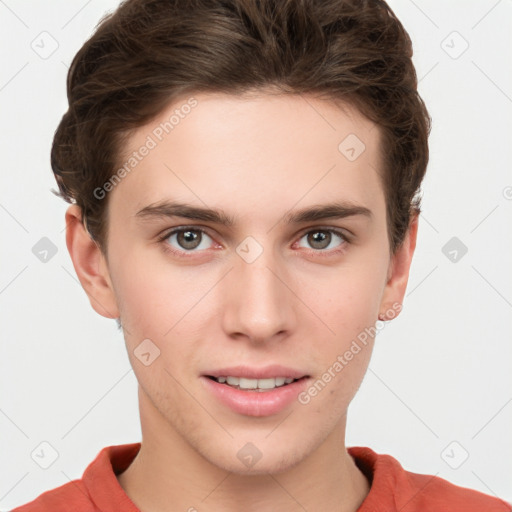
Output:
[1, 0, 511, 508]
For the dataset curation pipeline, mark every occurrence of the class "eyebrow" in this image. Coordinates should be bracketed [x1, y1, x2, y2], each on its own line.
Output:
[134, 200, 372, 226]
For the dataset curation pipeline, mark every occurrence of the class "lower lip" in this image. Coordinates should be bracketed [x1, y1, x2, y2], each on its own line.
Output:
[201, 376, 310, 417]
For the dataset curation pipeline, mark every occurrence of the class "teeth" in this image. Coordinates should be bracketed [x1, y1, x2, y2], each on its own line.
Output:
[214, 376, 298, 390]
[239, 378, 258, 389]
[258, 378, 280, 389]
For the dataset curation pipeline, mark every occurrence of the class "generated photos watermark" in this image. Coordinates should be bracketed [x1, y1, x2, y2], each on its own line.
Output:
[298, 302, 402, 405]
[93, 97, 198, 200]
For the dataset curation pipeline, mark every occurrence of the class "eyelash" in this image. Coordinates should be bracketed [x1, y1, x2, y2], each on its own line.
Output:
[156, 226, 351, 259]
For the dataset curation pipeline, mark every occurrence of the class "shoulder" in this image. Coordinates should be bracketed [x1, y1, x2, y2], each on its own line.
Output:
[349, 446, 511, 512]
[9, 479, 96, 512]
[400, 469, 511, 511]
[9, 443, 141, 512]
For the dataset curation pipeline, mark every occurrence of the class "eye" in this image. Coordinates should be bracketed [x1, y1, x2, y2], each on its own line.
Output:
[296, 228, 348, 253]
[157, 226, 349, 258]
[158, 227, 215, 255]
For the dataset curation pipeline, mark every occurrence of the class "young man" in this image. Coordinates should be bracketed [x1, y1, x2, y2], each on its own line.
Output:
[12, 0, 510, 510]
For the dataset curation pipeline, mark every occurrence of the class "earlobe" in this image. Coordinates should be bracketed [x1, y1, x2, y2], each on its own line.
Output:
[378, 214, 419, 321]
[65, 205, 120, 320]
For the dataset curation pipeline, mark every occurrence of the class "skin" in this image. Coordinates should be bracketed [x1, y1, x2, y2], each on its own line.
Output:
[65, 90, 418, 512]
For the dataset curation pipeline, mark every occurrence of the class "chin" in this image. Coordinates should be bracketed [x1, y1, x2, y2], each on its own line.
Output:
[195, 433, 313, 477]
[214, 450, 304, 476]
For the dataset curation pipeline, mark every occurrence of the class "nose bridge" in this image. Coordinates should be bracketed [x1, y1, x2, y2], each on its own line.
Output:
[222, 237, 294, 341]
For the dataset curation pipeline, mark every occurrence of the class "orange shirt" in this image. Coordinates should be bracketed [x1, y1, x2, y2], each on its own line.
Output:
[11, 442, 511, 511]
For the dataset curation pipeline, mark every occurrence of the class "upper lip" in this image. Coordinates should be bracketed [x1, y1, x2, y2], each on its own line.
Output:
[204, 365, 308, 380]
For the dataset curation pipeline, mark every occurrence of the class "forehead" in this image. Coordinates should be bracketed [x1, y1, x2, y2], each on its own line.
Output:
[109, 91, 384, 224]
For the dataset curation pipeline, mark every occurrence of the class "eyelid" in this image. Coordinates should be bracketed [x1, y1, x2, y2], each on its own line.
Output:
[296, 225, 352, 242]
[156, 225, 217, 244]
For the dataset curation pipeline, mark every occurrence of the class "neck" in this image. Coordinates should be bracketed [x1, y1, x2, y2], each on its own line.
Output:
[117, 388, 370, 512]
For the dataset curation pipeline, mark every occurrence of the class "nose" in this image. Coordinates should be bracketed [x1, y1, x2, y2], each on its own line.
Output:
[221, 244, 296, 344]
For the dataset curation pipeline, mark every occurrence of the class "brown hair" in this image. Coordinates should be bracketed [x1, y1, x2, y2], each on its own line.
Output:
[51, 0, 431, 256]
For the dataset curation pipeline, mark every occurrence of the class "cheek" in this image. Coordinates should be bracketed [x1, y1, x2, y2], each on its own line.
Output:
[297, 345, 373, 433]
[301, 258, 385, 399]
[316, 263, 386, 337]
[109, 247, 188, 333]
[109, 251, 212, 373]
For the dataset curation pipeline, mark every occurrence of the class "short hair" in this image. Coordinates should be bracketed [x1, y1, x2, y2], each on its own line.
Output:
[51, 0, 431, 256]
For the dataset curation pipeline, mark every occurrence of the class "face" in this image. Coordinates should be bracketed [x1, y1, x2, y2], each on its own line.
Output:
[67, 91, 416, 475]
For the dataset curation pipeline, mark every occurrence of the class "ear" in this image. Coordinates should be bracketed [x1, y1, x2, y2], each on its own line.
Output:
[65, 204, 120, 319]
[378, 213, 419, 320]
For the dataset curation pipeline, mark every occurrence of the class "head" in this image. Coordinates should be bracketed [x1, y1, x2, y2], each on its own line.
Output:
[56, 0, 430, 475]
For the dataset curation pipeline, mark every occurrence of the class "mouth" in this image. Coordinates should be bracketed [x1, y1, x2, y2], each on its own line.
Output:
[205, 375, 307, 392]
[201, 365, 311, 416]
